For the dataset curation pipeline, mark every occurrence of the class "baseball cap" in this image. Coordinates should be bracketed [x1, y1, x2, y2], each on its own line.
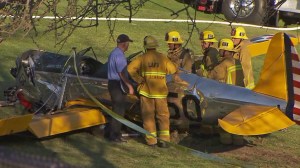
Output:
[117, 34, 133, 43]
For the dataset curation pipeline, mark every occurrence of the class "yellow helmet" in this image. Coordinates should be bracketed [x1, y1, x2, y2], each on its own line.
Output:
[231, 27, 248, 39]
[218, 38, 235, 51]
[165, 31, 184, 44]
[144, 35, 159, 49]
[199, 31, 218, 42]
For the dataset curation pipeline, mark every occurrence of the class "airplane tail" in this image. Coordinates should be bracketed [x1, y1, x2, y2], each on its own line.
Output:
[253, 32, 300, 124]
[218, 32, 298, 136]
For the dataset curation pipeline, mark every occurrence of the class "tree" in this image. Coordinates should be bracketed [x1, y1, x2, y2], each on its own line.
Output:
[0, 0, 200, 47]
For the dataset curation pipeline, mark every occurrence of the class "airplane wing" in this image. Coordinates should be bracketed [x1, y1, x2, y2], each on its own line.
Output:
[218, 105, 295, 135]
[29, 108, 106, 138]
[248, 34, 300, 57]
[0, 114, 33, 136]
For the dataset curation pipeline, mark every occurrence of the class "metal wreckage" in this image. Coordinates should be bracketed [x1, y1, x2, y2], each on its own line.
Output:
[0, 32, 299, 140]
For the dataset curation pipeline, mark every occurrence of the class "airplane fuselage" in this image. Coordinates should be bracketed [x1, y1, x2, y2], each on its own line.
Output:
[176, 72, 287, 125]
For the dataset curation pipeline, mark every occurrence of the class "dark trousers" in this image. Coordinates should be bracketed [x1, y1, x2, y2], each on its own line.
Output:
[107, 80, 126, 140]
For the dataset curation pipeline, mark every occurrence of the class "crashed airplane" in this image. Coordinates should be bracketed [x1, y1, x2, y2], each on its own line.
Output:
[0, 32, 298, 138]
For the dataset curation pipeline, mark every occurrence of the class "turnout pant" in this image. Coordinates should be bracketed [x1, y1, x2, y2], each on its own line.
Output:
[140, 96, 170, 145]
[107, 80, 126, 140]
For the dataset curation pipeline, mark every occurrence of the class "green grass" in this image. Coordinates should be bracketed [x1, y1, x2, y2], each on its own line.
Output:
[0, 132, 232, 168]
[1, 0, 300, 167]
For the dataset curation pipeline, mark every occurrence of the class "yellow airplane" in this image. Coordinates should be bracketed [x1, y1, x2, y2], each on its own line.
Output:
[0, 32, 298, 139]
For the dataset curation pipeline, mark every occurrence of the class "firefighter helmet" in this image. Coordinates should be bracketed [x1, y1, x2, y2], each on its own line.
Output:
[218, 39, 235, 51]
[165, 31, 184, 44]
[231, 27, 248, 39]
[144, 35, 159, 49]
[199, 31, 218, 42]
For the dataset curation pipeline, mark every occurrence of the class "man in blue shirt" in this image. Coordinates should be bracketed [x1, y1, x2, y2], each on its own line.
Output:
[107, 34, 134, 143]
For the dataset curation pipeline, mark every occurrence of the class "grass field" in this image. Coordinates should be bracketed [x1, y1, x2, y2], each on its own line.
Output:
[0, 0, 300, 167]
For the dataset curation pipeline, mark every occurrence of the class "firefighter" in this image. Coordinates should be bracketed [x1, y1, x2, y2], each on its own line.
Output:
[127, 35, 177, 148]
[231, 27, 255, 89]
[165, 31, 193, 72]
[205, 38, 245, 87]
[195, 30, 219, 76]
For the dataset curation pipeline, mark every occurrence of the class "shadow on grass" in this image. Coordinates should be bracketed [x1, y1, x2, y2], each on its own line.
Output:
[0, 129, 116, 168]
[0, 132, 77, 167]
[177, 132, 257, 154]
[126, 126, 253, 154]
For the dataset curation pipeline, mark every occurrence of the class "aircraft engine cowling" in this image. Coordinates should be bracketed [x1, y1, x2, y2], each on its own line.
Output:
[10, 48, 109, 114]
